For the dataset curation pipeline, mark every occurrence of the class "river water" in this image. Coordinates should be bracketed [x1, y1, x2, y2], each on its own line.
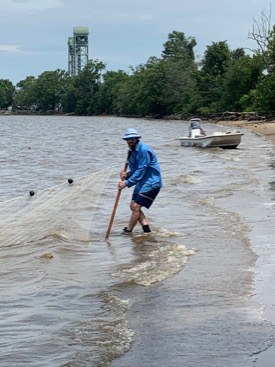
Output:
[0, 115, 274, 367]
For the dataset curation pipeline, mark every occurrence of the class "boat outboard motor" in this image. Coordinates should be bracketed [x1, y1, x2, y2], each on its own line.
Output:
[190, 120, 202, 130]
[189, 120, 204, 137]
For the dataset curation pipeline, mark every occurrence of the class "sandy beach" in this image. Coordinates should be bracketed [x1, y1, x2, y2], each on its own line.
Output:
[217, 120, 275, 147]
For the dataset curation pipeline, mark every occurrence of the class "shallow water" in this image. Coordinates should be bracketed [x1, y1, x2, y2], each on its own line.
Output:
[0, 115, 274, 366]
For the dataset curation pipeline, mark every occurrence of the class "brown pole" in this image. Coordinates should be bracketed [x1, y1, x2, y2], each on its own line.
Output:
[105, 150, 131, 240]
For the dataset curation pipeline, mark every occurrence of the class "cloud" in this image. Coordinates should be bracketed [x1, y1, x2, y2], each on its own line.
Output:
[1, 0, 62, 10]
[0, 45, 22, 53]
[92, 10, 154, 26]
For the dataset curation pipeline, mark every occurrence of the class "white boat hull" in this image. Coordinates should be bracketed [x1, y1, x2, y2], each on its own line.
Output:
[178, 132, 243, 149]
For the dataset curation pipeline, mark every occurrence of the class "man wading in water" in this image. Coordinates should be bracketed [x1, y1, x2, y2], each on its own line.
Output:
[118, 128, 162, 233]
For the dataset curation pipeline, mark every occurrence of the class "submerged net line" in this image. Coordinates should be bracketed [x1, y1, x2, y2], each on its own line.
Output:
[0, 167, 115, 247]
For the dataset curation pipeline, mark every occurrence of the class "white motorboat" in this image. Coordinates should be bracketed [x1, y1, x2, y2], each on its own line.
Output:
[178, 119, 243, 148]
[178, 131, 244, 148]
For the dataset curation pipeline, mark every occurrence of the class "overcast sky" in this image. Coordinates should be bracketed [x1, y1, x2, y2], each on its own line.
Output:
[0, 0, 273, 84]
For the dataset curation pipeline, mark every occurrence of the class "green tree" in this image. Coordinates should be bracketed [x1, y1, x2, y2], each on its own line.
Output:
[32, 69, 69, 111]
[14, 76, 37, 109]
[58, 76, 77, 113]
[198, 41, 231, 113]
[249, 73, 275, 113]
[98, 70, 129, 115]
[201, 41, 231, 77]
[133, 31, 199, 116]
[162, 30, 196, 62]
[72, 60, 106, 115]
[219, 53, 262, 111]
[111, 30, 199, 117]
[0, 79, 15, 108]
[112, 65, 146, 115]
[134, 58, 168, 116]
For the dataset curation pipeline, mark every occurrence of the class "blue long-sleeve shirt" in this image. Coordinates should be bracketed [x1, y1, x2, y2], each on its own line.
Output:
[125, 141, 162, 194]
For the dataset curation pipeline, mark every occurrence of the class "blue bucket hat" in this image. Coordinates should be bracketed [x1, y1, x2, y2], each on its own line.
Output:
[122, 128, 141, 140]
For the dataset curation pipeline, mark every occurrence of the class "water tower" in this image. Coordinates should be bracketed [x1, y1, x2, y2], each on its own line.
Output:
[68, 26, 89, 76]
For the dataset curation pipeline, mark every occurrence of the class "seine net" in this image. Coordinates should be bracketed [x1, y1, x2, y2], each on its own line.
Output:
[0, 167, 114, 247]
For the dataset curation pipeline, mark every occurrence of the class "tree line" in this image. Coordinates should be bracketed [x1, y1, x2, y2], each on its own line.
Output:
[1, 12, 275, 119]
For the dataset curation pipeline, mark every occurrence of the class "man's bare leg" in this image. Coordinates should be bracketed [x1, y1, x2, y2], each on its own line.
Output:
[126, 202, 151, 232]
[127, 202, 143, 231]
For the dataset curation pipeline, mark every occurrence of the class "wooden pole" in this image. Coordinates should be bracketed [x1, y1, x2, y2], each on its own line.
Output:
[105, 151, 131, 240]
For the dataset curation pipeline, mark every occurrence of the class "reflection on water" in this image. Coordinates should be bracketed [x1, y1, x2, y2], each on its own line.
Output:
[0, 115, 274, 366]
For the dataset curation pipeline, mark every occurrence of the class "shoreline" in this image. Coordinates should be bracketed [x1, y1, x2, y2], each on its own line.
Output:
[215, 119, 275, 147]
[217, 119, 275, 365]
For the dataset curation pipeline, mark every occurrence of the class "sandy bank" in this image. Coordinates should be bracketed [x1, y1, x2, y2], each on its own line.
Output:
[216, 120, 275, 147]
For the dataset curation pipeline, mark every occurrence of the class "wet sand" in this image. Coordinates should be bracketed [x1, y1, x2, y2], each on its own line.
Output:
[218, 119, 275, 367]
